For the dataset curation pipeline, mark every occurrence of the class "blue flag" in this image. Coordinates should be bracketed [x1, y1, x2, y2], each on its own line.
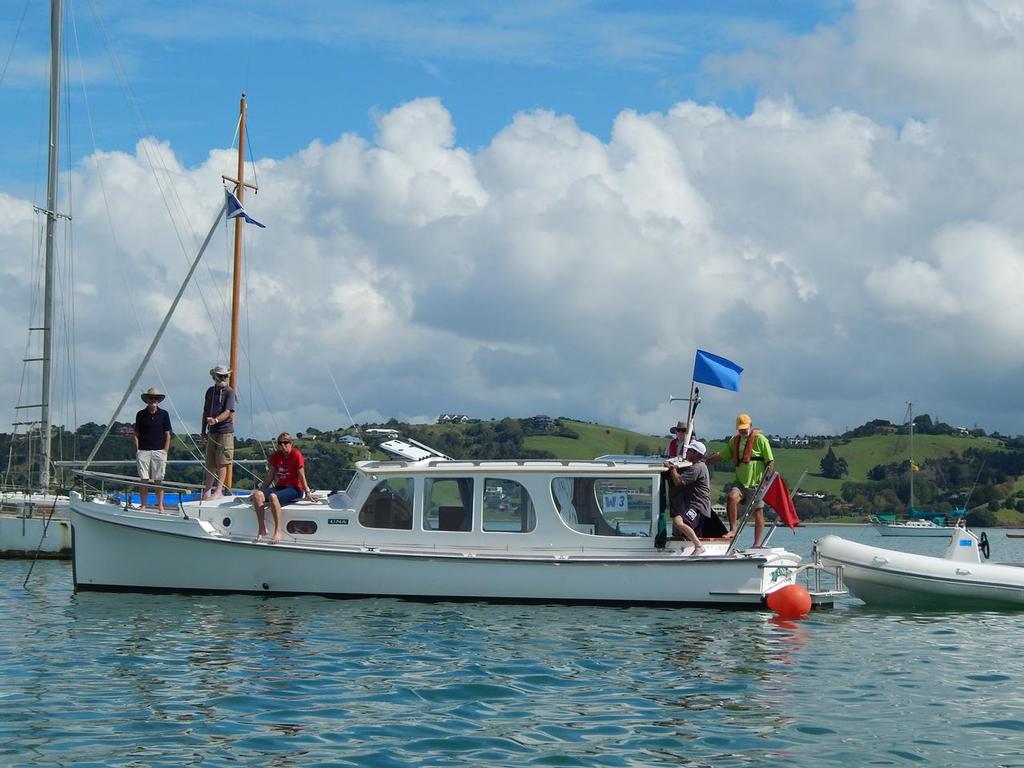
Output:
[692, 349, 743, 391]
[226, 190, 266, 228]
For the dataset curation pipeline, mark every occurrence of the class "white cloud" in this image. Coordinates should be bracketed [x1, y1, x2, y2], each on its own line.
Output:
[4, 0, 1024, 444]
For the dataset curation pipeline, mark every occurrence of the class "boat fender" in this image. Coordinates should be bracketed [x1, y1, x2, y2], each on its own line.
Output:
[979, 532, 990, 560]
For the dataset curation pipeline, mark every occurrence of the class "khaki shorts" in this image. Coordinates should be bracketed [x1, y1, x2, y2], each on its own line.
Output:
[205, 433, 234, 470]
[137, 449, 167, 481]
[731, 482, 765, 510]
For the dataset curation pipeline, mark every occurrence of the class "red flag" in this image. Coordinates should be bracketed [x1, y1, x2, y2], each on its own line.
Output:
[762, 472, 800, 530]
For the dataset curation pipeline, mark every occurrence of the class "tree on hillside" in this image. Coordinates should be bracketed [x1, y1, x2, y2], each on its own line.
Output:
[820, 446, 849, 479]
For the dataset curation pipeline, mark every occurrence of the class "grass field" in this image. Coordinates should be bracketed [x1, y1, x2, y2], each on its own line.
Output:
[523, 420, 662, 459]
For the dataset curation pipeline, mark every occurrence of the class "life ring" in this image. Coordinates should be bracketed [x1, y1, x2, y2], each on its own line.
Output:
[979, 531, 991, 560]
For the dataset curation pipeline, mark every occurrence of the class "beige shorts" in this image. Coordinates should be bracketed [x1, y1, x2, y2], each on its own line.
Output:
[731, 483, 765, 510]
[205, 433, 235, 469]
[137, 449, 167, 481]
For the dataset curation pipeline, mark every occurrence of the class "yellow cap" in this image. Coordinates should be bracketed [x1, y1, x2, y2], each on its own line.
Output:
[736, 413, 752, 430]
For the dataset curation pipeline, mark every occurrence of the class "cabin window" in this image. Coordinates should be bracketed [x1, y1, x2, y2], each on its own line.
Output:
[482, 478, 535, 533]
[551, 477, 653, 537]
[359, 478, 414, 530]
[286, 520, 317, 535]
[423, 477, 474, 531]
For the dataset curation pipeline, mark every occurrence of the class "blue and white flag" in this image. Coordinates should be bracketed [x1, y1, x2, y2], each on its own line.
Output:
[692, 349, 743, 391]
[226, 190, 266, 228]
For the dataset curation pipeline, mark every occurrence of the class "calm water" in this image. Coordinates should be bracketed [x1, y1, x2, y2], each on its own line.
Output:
[3, 526, 1024, 767]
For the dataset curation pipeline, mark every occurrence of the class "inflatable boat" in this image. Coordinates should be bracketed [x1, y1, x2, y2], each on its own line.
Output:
[814, 526, 1024, 609]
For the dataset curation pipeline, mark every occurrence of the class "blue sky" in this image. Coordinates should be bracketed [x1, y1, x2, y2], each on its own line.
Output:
[2, 1, 849, 182]
[3, 0, 1024, 443]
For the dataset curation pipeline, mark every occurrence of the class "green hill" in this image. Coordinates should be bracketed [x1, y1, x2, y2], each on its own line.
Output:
[523, 420, 661, 458]
[279, 418, 1024, 524]
[702, 433, 1004, 496]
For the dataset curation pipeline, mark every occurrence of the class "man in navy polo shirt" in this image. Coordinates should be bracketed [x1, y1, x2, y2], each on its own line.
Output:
[134, 387, 173, 512]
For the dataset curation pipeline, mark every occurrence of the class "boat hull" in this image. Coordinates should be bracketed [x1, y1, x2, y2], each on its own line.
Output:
[70, 498, 814, 607]
[0, 495, 71, 557]
[815, 534, 1024, 609]
[873, 523, 956, 537]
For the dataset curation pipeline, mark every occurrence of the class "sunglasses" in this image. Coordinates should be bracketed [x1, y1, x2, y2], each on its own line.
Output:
[215, 374, 229, 379]
[277, 440, 291, 445]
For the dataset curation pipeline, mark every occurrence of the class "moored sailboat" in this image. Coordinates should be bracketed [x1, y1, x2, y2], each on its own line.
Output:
[870, 403, 963, 537]
[1, 0, 71, 557]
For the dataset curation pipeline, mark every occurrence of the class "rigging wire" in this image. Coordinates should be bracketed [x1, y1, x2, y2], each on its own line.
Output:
[86, 0, 231, 358]
[0, 0, 31, 89]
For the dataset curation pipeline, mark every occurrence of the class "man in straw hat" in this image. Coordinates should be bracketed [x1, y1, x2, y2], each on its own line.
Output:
[706, 412, 775, 546]
[666, 421, 695, 459]
[134, 387, 172, 512]
[201, 365, 236, 499]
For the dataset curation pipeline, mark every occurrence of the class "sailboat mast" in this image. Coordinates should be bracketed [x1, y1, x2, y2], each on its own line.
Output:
[908, 401, 914, 513]
[228, 94, 246, 394]
[226, 93, 248, 489]
[39, 0, 63, 493]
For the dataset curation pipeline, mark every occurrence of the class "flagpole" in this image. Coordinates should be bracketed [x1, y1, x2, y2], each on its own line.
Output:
[681, 381, 698, 448]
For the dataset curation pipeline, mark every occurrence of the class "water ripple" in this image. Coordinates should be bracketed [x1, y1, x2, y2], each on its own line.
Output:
[5, 534, 1024, 766]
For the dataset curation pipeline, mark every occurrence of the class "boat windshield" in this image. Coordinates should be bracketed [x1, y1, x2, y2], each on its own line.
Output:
[551, 477, 653, 537]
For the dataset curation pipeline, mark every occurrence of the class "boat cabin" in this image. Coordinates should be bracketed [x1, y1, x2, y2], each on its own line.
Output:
[272, 458, 666, 550]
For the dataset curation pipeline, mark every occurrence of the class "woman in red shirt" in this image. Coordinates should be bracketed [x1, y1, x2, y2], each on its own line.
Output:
[252, 432, 315, 544]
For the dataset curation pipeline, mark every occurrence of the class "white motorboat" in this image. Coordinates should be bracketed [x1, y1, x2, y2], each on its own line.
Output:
[814, 525, 1024, 609]
[70, 441, 845, 607]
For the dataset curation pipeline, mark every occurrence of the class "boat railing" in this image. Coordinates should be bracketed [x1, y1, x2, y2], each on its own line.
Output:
[794, 561, 843, 602]
[422, 459, 621, 468]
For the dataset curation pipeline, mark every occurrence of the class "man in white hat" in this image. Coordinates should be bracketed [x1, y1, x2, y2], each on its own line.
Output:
[134, 387, 172, 512]
[201, 365, 236, 499]
[664, 441, 711, 555]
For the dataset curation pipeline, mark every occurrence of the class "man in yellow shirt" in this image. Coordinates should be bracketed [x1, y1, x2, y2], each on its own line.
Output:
[706, 413, 775, 547]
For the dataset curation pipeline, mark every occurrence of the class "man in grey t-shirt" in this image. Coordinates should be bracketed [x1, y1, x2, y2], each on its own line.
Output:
[201, 365, 236, 499]
[665, 441, 712, 554]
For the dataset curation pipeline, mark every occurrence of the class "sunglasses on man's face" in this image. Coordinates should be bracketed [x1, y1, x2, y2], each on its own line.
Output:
[277, 440, 291, 446]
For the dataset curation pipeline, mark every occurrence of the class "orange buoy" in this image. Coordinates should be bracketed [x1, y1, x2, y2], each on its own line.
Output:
[766, 584, 812, 619]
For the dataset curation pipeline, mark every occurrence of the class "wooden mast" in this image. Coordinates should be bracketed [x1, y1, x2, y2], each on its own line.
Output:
[222, 93, 257, 489]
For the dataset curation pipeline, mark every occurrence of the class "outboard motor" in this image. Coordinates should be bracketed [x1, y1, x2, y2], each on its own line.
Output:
[944, 524, 987, 563]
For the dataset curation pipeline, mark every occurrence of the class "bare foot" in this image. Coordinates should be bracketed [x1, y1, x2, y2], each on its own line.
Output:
[157, 507, 166, 514]
[271, 531, 282, 545]
[722, 530, 736, 540]
[255, 530, 267, 543]
[690, 546, 706, 557]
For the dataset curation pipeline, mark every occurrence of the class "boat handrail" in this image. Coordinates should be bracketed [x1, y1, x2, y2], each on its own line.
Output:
[55, 459, 266, 467]
[71, 469, 206, 492]
[421, 458, 621, 468]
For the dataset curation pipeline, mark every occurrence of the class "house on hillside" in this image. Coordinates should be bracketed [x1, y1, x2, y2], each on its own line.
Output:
[437, 413, 470, 424]
[339, 435, 364, 447]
